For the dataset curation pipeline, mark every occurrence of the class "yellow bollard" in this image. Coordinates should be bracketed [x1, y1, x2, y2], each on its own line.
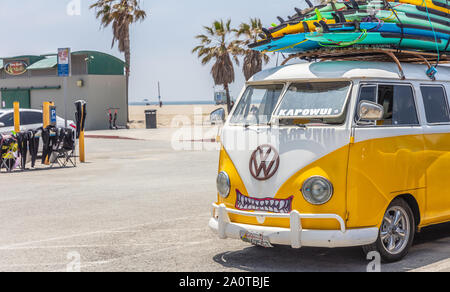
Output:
[43, 102, 51, 128]
[79, 104, 85, 163]
[42, 102, 54, 165]
[79, 130, 85, 163]
[13, 102, 20, 133]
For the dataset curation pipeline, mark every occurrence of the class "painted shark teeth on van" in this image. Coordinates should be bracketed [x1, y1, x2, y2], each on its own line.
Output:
[235, 190, 293, 213]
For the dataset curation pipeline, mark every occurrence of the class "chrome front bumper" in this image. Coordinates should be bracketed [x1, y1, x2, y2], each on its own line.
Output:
[209, 203, 378, 248]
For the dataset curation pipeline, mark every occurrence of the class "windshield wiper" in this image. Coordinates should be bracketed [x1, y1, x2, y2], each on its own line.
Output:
[243, 124, 266, 133]
[294, 124, 307, 129]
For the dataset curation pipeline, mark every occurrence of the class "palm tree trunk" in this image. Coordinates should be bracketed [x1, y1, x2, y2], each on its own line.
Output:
[125, 28, 131, 124]
[224, 83, 232, 114]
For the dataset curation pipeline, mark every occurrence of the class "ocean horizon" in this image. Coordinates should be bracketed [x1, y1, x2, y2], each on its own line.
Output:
[129, 100, 216, 106]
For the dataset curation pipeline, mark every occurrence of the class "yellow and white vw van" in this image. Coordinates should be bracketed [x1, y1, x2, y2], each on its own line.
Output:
[209, 61, 450, 262]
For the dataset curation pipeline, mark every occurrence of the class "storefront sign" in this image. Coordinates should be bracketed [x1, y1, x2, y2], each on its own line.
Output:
[4, 61, 28, 76]
[57, 48, 71, 77]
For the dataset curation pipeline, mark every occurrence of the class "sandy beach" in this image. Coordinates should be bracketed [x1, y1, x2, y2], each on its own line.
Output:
[129, 104, 227, 128]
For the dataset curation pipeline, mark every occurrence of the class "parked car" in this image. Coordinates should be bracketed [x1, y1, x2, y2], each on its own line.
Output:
[0, 109, 76, 134]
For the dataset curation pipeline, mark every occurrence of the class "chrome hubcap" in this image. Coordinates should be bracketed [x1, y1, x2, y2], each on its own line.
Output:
[380, 206, 410, 255]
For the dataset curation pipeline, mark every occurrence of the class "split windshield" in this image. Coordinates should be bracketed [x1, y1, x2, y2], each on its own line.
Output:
[275, 81, 351, 125]
[230, 81, 351, 126]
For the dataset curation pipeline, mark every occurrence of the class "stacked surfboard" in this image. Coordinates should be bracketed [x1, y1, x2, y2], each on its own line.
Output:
[249, 0, 450, 54]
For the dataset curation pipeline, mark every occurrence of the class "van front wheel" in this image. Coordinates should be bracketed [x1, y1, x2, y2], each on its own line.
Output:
[362, 198, 415, 263]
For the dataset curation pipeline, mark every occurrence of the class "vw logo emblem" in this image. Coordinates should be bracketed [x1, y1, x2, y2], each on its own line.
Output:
[249, 145, 280, 181]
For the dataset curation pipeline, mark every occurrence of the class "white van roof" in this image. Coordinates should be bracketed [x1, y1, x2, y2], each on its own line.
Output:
[248, 61, 450, 83]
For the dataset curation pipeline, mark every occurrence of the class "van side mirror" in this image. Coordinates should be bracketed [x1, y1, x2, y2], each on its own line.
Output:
[210, 108, 225, 125]
[358, 101, 384, 122]
[0, 122, 5, 128]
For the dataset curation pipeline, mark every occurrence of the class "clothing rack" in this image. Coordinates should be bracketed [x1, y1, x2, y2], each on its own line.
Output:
[0, 126, 77, 173]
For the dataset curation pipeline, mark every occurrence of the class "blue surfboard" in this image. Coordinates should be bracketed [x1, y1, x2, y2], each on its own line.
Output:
[249, 33, 320, 53]
[359, 22, 449, 40]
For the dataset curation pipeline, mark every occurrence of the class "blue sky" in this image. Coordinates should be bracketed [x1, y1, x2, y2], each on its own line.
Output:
[0, 0, 309, 102]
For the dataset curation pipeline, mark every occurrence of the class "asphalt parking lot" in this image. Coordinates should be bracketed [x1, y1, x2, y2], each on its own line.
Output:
[0, 129, 449, 272]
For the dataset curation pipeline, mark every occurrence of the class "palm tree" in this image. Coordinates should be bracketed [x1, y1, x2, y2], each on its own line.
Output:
[234, 18, 270, 81]
[192, 19, 239, 113]
[90, 0, 147, 123]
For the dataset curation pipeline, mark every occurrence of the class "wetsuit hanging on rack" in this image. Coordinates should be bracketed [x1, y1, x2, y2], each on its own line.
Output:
[16, 132, 30, 170]
[62, 128, 75, 151]
[28, 129, 40, 168]
[41, 125, 58, 164]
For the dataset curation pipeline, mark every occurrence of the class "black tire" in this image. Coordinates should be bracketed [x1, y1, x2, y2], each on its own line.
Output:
[362, 198, 415, 263]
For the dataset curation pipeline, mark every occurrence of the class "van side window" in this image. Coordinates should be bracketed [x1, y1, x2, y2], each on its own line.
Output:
[356, 85, 377, 121]
[358, 85, 377, 103]
[357, 84, 419, 126]
[389, 85, 419, 126]
[420, 86, 450, 124]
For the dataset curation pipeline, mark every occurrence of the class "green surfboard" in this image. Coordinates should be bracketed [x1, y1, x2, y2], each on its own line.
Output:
[306, 31, 449, 51]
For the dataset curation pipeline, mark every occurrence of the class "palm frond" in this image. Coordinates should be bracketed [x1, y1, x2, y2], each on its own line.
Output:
[233, 18, 271, 80]
[90, 0, 147, 53]
[193, 19, 240, 113]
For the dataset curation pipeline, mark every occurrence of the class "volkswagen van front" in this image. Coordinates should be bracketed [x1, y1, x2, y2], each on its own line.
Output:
[209, 78, 380, 249]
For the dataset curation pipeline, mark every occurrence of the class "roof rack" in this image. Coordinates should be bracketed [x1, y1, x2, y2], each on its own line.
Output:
[281, 47, 450, 80]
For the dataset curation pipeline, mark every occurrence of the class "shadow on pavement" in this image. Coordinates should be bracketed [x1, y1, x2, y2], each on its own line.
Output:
[213, 222, 450, 272]
[213, 245, 367, 272]
[414, 222, 450, 244]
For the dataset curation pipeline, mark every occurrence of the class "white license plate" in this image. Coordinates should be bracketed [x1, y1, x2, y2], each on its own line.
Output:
[240, 231, 273, 248]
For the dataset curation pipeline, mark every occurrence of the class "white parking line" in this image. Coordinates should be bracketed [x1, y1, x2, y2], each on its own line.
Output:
[410, 258, 450, 272]
[51, 239, 215, 272]
[0, 214, 209, 250]
[0, 243, 182, 250]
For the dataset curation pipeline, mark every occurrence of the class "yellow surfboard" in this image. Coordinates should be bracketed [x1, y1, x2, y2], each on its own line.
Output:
[389, 0, 450, 14]
[269, 19, 343, 39]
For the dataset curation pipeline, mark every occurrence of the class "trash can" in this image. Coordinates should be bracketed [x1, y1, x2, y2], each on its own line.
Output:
[145, 110, 157, 129]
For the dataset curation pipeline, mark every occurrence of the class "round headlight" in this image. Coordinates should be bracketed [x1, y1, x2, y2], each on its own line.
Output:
[217, 171, 230, 198]
[301, 176, 333, 205]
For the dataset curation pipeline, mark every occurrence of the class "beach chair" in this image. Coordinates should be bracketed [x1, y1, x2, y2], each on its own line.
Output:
[50, 128, 76, 168]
